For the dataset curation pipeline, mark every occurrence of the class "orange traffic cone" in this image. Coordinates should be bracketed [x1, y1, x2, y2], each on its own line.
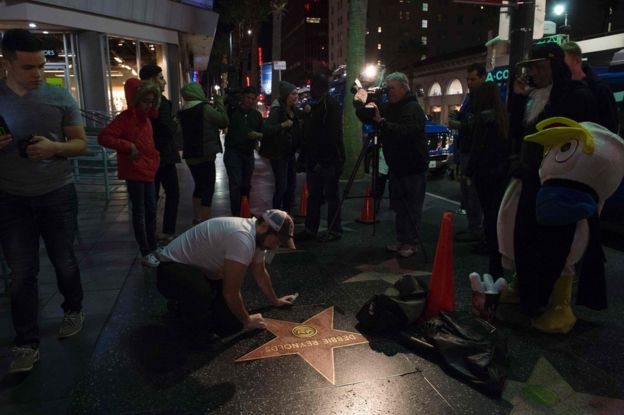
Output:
[422, 211, 455, 320]
[356, 186, 376, 224]
[240, 196, 251, 218]
[298, 182, 309, 217]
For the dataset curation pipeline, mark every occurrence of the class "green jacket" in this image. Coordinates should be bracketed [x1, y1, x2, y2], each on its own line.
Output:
[179, 83, 229, 160]
[225, 106, 263, 154]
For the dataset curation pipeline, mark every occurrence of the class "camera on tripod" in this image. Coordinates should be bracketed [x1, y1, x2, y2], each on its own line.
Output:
[351, 78, 388, 123]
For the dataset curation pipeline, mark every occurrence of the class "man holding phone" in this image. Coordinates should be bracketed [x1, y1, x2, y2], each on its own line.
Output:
[0, 29, 87, 374]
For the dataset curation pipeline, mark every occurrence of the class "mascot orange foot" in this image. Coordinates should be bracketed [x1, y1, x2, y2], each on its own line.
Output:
[498, 117, 624, 334]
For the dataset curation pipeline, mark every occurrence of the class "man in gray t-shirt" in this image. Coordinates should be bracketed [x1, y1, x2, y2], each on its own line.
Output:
[0, 29, 87, 374]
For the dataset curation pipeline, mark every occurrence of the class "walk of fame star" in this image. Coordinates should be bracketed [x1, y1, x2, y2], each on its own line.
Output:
[343, 258, 431, 285]
[235, 307, 368, 384]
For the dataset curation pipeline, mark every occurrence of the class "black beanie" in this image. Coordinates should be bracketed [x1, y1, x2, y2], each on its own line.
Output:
[279, 81, 297, 101]
[139, 64, 162, 80]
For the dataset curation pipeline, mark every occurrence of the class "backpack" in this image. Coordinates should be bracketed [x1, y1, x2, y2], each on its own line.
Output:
[356, 275, 428, 334]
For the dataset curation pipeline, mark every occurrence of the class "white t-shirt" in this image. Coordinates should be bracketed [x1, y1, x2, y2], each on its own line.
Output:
[159, 217, 265, 279]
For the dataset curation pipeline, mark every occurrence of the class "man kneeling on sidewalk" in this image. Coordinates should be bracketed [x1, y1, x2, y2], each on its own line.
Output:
[157, 209, 298, 335]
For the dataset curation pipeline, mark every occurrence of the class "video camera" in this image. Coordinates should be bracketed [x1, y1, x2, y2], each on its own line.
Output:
[351, 78, 388, 123]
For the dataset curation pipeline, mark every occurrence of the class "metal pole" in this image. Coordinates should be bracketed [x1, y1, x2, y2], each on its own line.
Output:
[506, 0, 535, 108]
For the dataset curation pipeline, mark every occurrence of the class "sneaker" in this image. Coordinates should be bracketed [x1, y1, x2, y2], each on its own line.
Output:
[8, 346, 39, 374]
[386, 243, 401, 253]
[318, 231, 342, 242]
[58, 311, 84, 339]
[398, 244, 418, 258]
[154, 246, 166, 257]
[141, 253, 160, 268]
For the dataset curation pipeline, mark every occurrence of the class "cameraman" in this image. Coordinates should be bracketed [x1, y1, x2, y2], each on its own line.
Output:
[354, 72, 427, 258]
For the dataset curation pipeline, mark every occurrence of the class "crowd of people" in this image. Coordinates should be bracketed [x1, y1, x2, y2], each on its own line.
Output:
[0, 26, 621, 375]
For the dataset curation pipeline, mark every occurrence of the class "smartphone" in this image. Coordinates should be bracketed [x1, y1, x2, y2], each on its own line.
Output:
[0, 115, 10, 136]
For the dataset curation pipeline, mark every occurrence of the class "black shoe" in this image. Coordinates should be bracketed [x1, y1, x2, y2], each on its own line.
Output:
[455, 230, 483, 242]
[318, 231, 342, 242]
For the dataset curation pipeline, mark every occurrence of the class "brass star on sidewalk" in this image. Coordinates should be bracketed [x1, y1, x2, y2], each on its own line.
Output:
[235, 307, 368, 384]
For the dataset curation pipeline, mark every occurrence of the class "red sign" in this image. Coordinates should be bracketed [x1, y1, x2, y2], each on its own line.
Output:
[453, 0, 506, 5]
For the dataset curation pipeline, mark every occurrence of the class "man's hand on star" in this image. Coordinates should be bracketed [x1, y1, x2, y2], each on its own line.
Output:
[244, 313, 266, 330]
[274, 293, 298, 307]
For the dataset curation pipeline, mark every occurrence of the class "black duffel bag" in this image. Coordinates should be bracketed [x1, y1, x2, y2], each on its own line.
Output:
[356, 275, 428, 334]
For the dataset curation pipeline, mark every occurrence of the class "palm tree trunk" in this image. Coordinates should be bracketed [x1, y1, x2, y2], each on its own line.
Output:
[343, 0, 368, 179]
[271, 8, 283, 103]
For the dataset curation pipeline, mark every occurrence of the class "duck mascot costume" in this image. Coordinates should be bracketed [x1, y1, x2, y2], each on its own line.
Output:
[498, 117, 624, 333]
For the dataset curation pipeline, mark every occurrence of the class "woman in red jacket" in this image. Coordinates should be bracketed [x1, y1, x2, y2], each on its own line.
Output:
[99, 78, 161, 267]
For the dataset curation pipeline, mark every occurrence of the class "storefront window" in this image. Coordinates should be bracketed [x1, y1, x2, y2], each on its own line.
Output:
[39, 33, 81, 105]
[108, 37, 139, 113]
[140, 41, 168, 97]
[106, 37, 166, 113]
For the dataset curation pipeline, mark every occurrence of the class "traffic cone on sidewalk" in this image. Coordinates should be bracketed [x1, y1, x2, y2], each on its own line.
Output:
[240, 196, 251, 218]
[422, 211, 455, 320]
[298, 182, 309, 217]
[356, 186, 376, 224]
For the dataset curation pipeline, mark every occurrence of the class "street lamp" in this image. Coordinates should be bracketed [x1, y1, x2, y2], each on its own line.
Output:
[553, 3, 568, 26]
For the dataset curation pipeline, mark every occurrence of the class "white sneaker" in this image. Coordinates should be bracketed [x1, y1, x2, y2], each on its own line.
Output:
[141, 253, 160, 268]
[398, 244, 418, 258]
[386, 243, 401, 253]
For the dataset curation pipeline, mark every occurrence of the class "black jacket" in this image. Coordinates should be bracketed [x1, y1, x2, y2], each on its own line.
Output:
[510, 79, 599, 172]
[151, 95, 180, 165]
[300, 94, 345, 166]
[260, 100, 302, 160]
[465, 109, 508, 179]
[583, 64, 619, 133]
[356, 92, 427, 177]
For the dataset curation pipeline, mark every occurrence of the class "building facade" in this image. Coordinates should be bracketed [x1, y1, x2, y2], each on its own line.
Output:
[0, 0, 219, 115]
[328, 0, 498, 72]
[281, 0, 329, 86]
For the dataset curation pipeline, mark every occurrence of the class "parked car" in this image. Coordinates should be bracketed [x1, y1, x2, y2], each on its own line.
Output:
[425, 119, 454, 173]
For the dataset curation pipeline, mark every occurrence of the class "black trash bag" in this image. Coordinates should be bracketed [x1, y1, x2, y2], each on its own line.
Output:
[356, 275, 428, 334]
[398, 311, 508, 397]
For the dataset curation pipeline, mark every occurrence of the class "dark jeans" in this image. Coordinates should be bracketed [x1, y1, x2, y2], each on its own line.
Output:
[155, 164, 180, 235]
[187, 160, 216, 207]
[474, 173, 506, 278]
[305, 162, 343, 235]
[126, 181, 158, 256]
[270, 156, 296, 213]
[389, 171, 427, 245]
[459, 153, 483, 234]
[157, 262, 242, 336]
[224, 148, 254, 216]
[0, 184, 83, 347]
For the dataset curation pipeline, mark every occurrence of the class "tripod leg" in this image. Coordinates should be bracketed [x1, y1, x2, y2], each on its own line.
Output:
[324, 141, 371, 241]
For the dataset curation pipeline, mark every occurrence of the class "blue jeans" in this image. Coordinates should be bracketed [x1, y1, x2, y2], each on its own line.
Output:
[305, 162, 343, 235]
[126, 181, 158, 256]
[459, 153, 483, 233]
[0, 184, 83, 347]
[155, 164, 180, 235]
[224, 148, 254, 216]
[389, 172, 427, 245]
[270, 156, 296, 213]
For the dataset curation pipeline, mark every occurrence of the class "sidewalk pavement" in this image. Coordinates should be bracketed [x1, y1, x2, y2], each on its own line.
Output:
[1, 152, 623, 415]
